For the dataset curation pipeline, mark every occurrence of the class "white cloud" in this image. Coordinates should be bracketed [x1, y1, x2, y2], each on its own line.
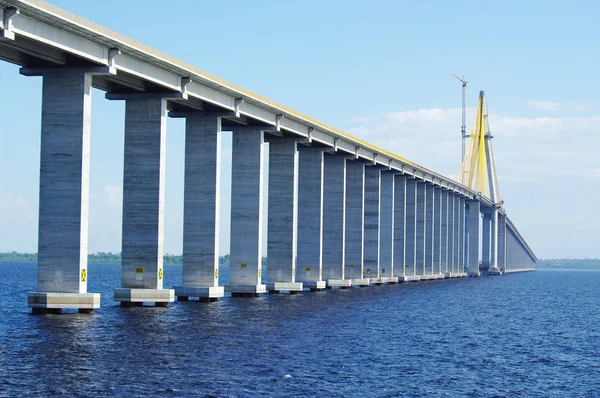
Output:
[527, 100, 588, 112]
[345, 107, 600, 187]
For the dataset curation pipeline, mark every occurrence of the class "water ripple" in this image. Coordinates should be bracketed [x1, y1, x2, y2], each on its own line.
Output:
[0, 263, 599, 397]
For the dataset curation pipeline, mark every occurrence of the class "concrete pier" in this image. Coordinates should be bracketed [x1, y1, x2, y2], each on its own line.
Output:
[363, 166, 381, 282]
[378, 171, 395, 283]
[266, 138, 303, 293]
[115, 95, 175, 306]
[226, 127, 267, 296]
[445, 193, 458, 278]
[345, 161, 368, 286]
[26, 70, 100, 313]
[491, 214, 497, 251]
[451, 194, 460, 277]
[322, 154, 351, 288]
[487, 208, 503, 276]
[458, 197, 467, 277]
[433, 188, 443, 278]
[481, 214, 491, 271]
[415, 182, 426, 277]
[424, 184, 434, 279]
[440, 190, 449, 277]
[175, 113, 224, 301]
[466, 200, 481, 276]
[404, 178, 417, 280]
[296, 147, 326, 290]
[392, 174, 406, 281]
[498, 213, 507, 271]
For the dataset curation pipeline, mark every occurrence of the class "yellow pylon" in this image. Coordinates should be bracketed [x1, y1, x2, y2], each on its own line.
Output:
[459, 91, 500, 203]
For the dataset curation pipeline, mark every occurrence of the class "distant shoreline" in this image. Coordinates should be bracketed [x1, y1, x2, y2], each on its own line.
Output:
[0, 252, 274, 266]
[1, 253, 598, 269]
[0, 252, 228, 265]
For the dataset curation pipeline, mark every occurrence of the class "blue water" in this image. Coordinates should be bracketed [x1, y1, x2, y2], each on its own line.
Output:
[0, 263, 599, 397]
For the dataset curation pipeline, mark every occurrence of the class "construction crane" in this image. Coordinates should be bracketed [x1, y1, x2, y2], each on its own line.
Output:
[452, 74, 468, 161]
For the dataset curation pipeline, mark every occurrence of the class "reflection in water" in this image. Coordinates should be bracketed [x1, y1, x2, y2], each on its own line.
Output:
[21, 314, 98, 396]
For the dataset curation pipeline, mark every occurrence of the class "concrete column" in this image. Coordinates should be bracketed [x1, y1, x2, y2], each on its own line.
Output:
[487, 207, 502, 275]
[322, 153, 351, 288]
[454, 196, 461, 276]
[345, 161, 368, 286]
[27, 71, 100, 314]
[415, 181, 426, 277]
[404, 178, 417, 280]
[513, 237, 521, 270]
[363, 166, 381, 282]
[506, 233, 510, 270]
[451, 194, 459, 276]
[393, 175, 407, 280]
[513, 239, 516, 269]
[507, 233, 511, 270]
[513, 235, 521, 269]
[266, 138, 302, 293]
[498, 213, 507, 271]
[466, 200, 480, 276]
[379, 171, 396, 283]
[490, 213, 497, 266]
[511, 232, 515, 271]
[296, 146, 326, 290]
[175, 113, 224, 301]
[441, 190, 449, 277]
[433, 188, 442, 277]
[512, 233, 516, 270]
[508, 233, 515, 269]
[114, 96, 174, 306]
[506, 231, 511, 271]
[226, 127, 267, 296]
[481, 214, 491, 271]
[458, 197, 466, 276]
[463, 202, 469, 275]
[424, 184, 434, 278]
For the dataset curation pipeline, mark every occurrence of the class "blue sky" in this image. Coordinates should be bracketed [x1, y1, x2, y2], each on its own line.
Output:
[1, 0, 598, 259]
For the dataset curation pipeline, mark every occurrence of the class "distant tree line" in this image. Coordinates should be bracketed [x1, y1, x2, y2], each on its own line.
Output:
[536, 259, 600, 269]
[2, 252, 598, 268]
[0, 251, 38, 261]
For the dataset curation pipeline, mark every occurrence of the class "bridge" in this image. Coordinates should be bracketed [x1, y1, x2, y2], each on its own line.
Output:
[0, 0, 537, 314]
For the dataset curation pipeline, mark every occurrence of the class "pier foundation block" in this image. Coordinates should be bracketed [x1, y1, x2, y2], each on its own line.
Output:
[267, 282, 304, 293]
[175, 286, 224, 300]
[28, 292, 100, 313]
[114, 288, 174, 306]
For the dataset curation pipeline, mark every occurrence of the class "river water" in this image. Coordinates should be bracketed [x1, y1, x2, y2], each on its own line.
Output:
[0, 262, 598, 397]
